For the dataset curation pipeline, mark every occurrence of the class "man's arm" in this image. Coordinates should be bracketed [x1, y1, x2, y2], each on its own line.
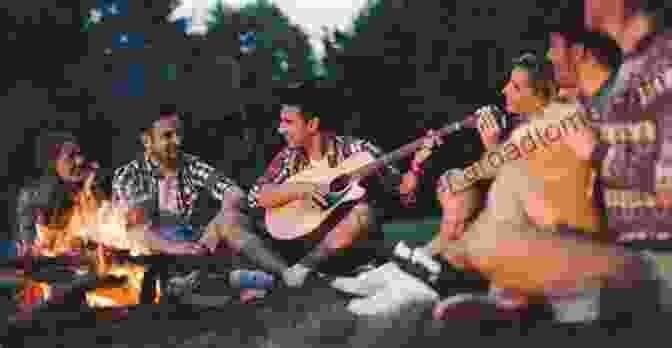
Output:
[254, 183, 317, 209]
[247, 149, 317, 209]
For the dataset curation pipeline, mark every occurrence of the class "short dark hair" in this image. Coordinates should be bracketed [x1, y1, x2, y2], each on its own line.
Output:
[552, 30, 623, 72]
[139, 103, 180, 134]
[279, 80, 336, 130]
[280, 81, 321, 119]
[625, 0, 668, 20]
[158, 103, 178, 118]
[512, 53, 557, 101]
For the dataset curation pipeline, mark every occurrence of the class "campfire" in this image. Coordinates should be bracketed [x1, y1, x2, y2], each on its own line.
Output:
[27, 198, 161, 308]
[84, 263, 160, 307]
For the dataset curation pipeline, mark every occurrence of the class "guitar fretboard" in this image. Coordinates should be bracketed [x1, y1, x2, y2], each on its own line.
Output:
[351, 117, 473, 179]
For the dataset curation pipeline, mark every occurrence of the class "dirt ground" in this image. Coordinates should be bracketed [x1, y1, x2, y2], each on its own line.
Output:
[3, 273, 669, 348]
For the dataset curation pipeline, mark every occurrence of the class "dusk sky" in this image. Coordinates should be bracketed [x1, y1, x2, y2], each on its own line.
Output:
[174, 0, 368, 56]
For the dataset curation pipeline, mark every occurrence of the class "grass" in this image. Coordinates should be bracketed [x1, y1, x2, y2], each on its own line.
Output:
[382, 216, 440, 243]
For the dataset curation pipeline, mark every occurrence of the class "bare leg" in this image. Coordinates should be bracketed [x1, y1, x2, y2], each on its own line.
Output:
[298, 202, 374, 268]
[200, 210, 289, 275]
[282, 203, 375, 288]
[429, 185, 483, 257]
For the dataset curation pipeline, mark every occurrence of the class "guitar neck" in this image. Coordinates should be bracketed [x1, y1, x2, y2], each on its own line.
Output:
[351, 116, 477, 178]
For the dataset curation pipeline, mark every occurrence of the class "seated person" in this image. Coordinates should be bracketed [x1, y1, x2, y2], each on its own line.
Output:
[330, 54, 555, 303]
[248, 81, 431, 287]
[11, 131, 151, 308]
[15, 132, 100, 252]
[112, 105, 288, 303]
[338, 53, 622, 322]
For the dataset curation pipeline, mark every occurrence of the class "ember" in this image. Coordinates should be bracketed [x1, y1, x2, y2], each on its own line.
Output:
[25, 196, 161, 309]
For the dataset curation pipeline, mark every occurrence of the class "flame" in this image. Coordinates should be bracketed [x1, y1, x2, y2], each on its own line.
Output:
[31, 192, 160, 308]
[85, 263, 161, 307]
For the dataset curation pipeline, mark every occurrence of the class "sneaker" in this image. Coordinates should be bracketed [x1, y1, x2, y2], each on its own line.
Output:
[163, 270, 201, 298]
[330, 262, 398, 297]
[282, 264, 313, 288]
[546, 288, 600, 324]
[346, 264, 439, 316]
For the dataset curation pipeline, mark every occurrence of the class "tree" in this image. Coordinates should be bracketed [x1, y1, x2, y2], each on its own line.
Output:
[317, 0, 562, 218]
[203, 0, 321, 184]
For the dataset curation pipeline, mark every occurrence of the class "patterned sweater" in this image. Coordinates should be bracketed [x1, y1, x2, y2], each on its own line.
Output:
[590, 30, 672, 249]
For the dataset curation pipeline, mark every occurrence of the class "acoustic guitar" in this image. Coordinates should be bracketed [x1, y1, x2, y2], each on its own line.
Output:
[265, 106, 510, 240]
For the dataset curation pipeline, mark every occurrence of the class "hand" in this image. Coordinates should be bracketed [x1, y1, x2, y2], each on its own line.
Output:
[414, 129, 443, 165]
[82, 162, 100, 194]
[564, 127, 597, 161]
[438, 188, 471, 217]
[438, 190, 470, 241]
[293, 183, 329, 208]
[525, 191, 548, 226]
[476, 106, 501, 148]
[657, 191, 672, 209]
[198, 232, 220, 254]
[25, 239, 51, 256]
[15, 240, 32, 257]
[126, 207, 145, 226]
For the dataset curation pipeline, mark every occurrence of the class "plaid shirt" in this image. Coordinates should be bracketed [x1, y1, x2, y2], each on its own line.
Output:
[247, 133, 414, 209]
[112, 152, 243, 225]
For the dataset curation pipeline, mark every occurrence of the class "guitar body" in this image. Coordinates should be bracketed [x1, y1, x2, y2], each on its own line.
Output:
[265, 151, 373, 240]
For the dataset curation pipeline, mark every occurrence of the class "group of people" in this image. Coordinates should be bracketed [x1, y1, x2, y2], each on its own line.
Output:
[8, 0, 672, 327]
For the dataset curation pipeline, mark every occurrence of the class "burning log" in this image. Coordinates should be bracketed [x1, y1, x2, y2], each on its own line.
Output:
[14, 197, 162, 309]
[0, 255, 86, 271]
[6, 272, 127, 325]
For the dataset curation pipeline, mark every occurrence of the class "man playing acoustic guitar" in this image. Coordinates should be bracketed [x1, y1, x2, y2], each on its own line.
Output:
[248, 81, 435, 288]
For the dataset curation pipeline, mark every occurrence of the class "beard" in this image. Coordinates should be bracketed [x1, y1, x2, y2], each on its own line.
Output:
[152, 146, 179, 169]
[555, 72, 578, 90]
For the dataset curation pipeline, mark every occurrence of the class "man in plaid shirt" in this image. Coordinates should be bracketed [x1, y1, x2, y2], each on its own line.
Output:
[112, 106, 290, 289]
[248, 81, 430, 288]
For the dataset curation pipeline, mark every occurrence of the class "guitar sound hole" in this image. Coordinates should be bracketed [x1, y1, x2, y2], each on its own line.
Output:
[330, 175, 350, 192]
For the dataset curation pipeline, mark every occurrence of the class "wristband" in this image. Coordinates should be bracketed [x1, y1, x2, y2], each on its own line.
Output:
[411, 161, 424, 176]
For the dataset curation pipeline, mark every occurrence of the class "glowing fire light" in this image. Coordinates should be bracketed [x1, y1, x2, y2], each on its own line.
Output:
[27, 197, 161, 308]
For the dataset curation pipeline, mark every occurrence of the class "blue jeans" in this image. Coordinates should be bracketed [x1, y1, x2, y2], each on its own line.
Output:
[158, 224, 198, 242]
[0, 239, 17, 257]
